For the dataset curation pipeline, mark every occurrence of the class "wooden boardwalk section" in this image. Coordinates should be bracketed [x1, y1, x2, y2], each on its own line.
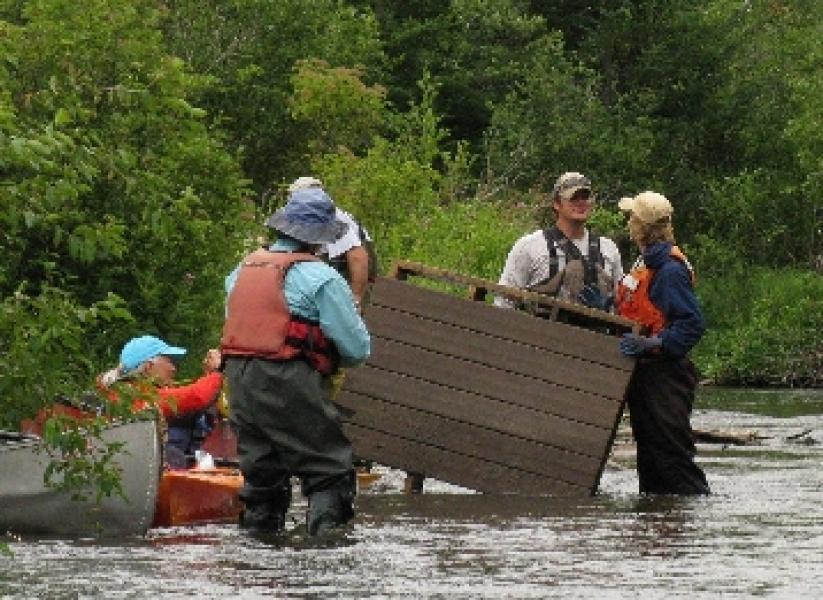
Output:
[336, 261, 638, 496]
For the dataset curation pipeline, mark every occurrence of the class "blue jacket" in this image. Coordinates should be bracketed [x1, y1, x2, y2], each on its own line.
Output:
[644, 242, 705, 357]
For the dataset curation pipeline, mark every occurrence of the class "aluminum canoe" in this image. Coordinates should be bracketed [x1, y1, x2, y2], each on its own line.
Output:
[0, 418, 161, 537]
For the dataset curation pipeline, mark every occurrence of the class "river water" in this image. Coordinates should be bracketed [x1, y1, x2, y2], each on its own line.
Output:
[2, 387, 822, 599]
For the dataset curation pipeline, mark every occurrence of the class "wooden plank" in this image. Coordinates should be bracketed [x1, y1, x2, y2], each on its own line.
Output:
[365, 304, 629, 400]
[340, 263, 634, 496]
[370, 277, 634, 370]
[344, 424, 589, 496]
[360, 338, 621, 427]
[340, 366, 611, 457]
[391, 260, 638, 331]
[337, 389, 601, 486]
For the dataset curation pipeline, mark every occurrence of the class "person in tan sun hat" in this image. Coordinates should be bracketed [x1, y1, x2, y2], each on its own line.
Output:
[615, 190, 710, 495]
[494, 171, 623, 321]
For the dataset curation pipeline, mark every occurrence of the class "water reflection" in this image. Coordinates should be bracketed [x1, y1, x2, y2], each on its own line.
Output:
[2, 387, 822, 599]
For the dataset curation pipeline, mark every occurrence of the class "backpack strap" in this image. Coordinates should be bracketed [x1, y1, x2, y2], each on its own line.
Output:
[357, 222, 378, 282]
[584, 231, 604, 287]
[542, 227, 564, 281]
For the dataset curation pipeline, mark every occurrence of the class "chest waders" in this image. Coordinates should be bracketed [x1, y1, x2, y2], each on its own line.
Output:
[522, 228, 612, 317]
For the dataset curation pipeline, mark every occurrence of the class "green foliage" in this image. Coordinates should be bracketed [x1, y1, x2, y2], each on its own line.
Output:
[484, 34, 656, 200]
[161, 0, 387, 191]
[688, 170, 818, 269]
[694, 269, 822, 387]
[289, 59, 387, 156]
[1, 0, 255, 380]
[0, 287, 133, 430]
[587, 206, 627, 245]
[401, 199, 525, 282]
[308, 76, 470, 270]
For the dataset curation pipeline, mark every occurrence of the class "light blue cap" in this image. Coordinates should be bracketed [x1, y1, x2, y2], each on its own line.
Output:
[120, 335, 186, 374]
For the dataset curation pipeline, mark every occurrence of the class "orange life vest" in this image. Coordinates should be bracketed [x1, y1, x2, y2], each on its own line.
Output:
[220, 249, 338, 375]
[616, 246, 694, 335]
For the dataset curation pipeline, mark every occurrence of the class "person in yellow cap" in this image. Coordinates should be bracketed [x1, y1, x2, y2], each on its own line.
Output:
[615, 191, 710, 495]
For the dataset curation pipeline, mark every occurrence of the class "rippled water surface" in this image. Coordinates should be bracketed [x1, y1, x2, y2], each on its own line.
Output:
[2, 388, 822, 598]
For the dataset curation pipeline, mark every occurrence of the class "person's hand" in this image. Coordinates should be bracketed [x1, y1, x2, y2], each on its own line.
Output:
[97, 366, 122, 388]
[619, 333, 662, 357]
[577, 284, 614, 311]
[203, 349, 222, 373]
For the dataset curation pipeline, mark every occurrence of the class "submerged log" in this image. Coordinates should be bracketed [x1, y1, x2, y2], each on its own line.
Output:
[693, 428, 765, 446]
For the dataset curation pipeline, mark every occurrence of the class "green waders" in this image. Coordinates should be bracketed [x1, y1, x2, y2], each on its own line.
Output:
[224, 357, 356, 535]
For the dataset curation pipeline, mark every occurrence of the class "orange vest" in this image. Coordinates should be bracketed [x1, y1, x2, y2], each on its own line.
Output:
[220, 249, 338, 374]
[616, 246, 694, 335]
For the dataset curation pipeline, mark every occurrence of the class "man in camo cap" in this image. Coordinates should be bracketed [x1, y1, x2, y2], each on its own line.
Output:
[495, 172, 623, 317]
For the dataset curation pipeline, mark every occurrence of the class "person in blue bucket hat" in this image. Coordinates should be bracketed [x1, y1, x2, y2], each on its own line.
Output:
[221, 187, 370, 537]
[97, 335, 223, 468]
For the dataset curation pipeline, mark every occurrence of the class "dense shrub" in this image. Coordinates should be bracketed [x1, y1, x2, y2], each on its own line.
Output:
[694, 269, 822, 387]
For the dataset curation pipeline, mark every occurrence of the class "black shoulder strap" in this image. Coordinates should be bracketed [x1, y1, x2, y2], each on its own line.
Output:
[357, 222, 379, 281]
[544, 227, 585, 259]
[584, 232, 604, 286]
[588, 232, 602, 265]
[542, 227, 564, 280]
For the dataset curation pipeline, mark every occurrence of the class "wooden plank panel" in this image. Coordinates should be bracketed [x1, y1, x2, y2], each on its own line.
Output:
[369, 277, 635, 371]
[339, 366, 611, 457]
[344, 424, 589, 496]
[339, 268, 632, 496]
[361, 338, 622, 427]
[338, 390, 600, 486]
[366, 304, 628, 400]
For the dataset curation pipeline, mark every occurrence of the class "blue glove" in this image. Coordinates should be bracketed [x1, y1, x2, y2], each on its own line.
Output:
[620, 333, 663, 357]
[577, 284, 614, 311]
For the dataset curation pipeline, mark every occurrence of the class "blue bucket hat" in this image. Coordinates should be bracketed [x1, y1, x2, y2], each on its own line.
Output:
[120, 335, 187, 374]
[265, 188, 348, 244]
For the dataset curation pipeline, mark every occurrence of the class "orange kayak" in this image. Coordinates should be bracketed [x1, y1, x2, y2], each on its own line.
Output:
[152, 466, 383, 528]
[153, 467, 243, 527]
[153, 421, 383, 527]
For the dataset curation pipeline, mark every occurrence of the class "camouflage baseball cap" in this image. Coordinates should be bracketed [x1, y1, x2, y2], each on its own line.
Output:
[552, 172, 592, 200]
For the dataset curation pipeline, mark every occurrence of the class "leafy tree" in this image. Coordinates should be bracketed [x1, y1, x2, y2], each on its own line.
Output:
[483, 33, 656, 204]
[161, 0, 387, 193]
[700, 0, 822, 266]
[353, 0, 548, 155]
[0, 287, 133, 430]
[1, 0, 254, 416]
[289, 59, 388, 157]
